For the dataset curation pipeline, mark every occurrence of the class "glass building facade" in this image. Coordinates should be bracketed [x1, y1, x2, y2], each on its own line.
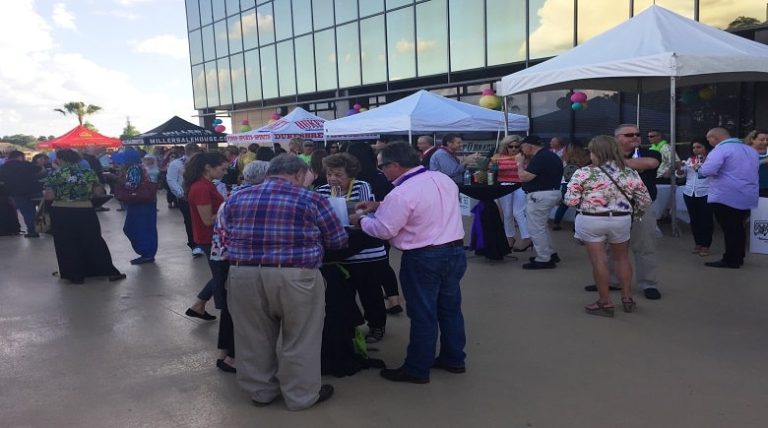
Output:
[186, 0, 767, 141]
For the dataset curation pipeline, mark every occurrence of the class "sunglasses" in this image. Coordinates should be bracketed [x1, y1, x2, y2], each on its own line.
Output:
[619, 132, 641, 138]
[508, 145, 521, 149]
[377, 161, 392, 170]
[647, 134, 660, 138]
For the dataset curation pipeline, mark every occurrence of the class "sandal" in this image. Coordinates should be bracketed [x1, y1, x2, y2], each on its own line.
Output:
[621, 297, 637, 313]
[585, 301, 614, 317]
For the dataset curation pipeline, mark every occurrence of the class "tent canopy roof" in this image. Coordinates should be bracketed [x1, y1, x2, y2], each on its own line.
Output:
[47, 125, 121, 149]
[124, 116, 226, 145]
[499, 5, 768, 95]
[227, 107, 326, 144]
[324, 90, 529, 136]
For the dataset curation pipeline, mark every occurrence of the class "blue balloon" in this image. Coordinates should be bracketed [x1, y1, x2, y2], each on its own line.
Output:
[571, 102, 584, 111]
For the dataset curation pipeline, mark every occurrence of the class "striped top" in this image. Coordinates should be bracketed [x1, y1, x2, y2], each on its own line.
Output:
[316, 180, 387, 263]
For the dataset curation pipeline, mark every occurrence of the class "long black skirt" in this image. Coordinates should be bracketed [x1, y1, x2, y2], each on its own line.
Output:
[0, 192, 20, 236]
[50, 206, 120, 282]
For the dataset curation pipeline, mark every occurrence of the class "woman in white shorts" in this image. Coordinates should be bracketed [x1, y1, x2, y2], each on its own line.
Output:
[564, 136, 651, 317]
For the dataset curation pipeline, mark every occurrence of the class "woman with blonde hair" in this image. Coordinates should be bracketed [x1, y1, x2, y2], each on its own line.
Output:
[492, 135, 531, 250]
[564, 136, 651, 317]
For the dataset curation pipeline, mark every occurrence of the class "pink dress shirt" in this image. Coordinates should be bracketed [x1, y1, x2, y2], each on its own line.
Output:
[360, 167, 464, 250]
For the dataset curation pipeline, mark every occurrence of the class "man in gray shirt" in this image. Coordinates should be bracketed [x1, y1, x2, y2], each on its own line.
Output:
[429, 134, 479, 184]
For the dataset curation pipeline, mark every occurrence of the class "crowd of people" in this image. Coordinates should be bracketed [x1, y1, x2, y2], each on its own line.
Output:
[0, 125, 764, 410]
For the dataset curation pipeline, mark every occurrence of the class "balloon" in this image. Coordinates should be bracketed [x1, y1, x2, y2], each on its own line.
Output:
[214, 125, 226, 133]
[347, 108, 358, 116]
[358, 107, 368, 112]
[571, 102, 584, 111]
[570, 92, 587, 103]
[479, 94, 501, 110]
[271, 113, 282, 120]
[239, 125, 252, 132]
[581, 101, 588, 110]
[698, 87, 714, 101]
[481, 88, 496, 96]
[212, 118, 222, 125]
[240, 119, 250, 125]
[556, 97, 570, 110]
[681, 89, 699, 105]
[353, 103, 362, 111]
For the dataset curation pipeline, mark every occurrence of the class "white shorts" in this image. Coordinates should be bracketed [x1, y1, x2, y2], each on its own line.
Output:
[574, 214, 631, 244]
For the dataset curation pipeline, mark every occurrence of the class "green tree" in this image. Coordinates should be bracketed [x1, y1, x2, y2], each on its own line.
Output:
[120, 117, 141, 140]
[83, 121, 98, 132]
[54, 101, 102, 125]
[1, 134, 38, 149]
[728, 16, 761, 29]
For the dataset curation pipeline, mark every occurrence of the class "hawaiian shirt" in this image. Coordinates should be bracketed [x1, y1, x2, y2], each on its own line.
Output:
[45, 164, 98, 202]
[564, 162, 652, 215]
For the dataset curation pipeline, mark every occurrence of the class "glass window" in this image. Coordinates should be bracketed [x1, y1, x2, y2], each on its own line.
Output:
[257, 3, 275, 46]
[293, 0, 312, 35]
[225, 0, 240, 17]
[212, 0, 226, 21]
[186, 0, 201, 30]
[387, 7, 415, 80]
[360, 0, 383, 17]
[529, 0, 573, 59]
[386, 0, 411, 9]
[192, 64, 207, 109]
[231, 53, 247, 103]
[202, 25, 216, 61]
[205, 61, 220, 106]
[215, 20, 229, 58]
[218, 58, 233, 105]
[336, 0, 358, 24]
[313, 0, 334, 30]
[633, 0, 693, 18]
[277, 40, 296, 96]
[449, 1, 483, 71]
[242, 10, 258, 50]
[577, 0, 628, 45]
[487, 0, 525, 65]
[200, 0, 213, 25]
[261, 45, 279, 99]
[337, 23, 361, 88]
[573, 90, 620, 141]
[274, 0, 293, 41]
[530, 90, 569, 136]
[360, 15, 386, 84]
[700, 0, 763, 30]
[241, 0, 255, 11]
[314, 29, 337, 91]
[415, 0, 447, 77]
[228, 16, 243, 54]
[244, 49, 262, 101]
[189, 29, 204, 64]
[295, 35, 316, 94]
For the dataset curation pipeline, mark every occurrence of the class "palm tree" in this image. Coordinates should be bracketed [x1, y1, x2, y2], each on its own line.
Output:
[54, 101, 102, 125]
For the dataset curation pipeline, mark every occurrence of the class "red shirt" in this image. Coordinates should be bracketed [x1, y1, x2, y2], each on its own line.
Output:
[492, 155, 521, 183]
[187, 178, 224, 245]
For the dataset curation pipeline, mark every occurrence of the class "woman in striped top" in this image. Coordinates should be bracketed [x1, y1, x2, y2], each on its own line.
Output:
[492, 135, 531, 251]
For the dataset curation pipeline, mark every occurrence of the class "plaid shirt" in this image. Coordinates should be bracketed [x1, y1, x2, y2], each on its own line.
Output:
[222, 177, 348, 268]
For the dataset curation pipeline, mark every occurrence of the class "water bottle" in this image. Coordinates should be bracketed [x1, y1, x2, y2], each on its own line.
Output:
[487, 171, 495, 185]
[463, 169, 472, 185]
[632, 147, 640, 159]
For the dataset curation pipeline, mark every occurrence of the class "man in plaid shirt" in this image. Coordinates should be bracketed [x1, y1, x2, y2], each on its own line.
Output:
[222, 154, 347, 410]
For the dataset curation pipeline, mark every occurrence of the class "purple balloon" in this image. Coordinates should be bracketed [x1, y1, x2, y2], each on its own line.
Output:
[347, 108, 358, 116]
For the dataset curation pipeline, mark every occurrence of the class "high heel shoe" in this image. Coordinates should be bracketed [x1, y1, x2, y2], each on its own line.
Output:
[512, 240, 533, 252]
[621, 297, 637, 313]
[585, 300, 614, 317]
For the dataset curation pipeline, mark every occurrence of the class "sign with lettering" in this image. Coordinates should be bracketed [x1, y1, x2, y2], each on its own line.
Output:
[750, 198, 768, 254]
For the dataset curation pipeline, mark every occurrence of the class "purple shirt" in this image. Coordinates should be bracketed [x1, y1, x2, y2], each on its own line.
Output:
[698, 138, 759, 210]
[222, 177, 348, 268]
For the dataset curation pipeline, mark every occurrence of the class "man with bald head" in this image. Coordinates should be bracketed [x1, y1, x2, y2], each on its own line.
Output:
[416, 135, 436, 167]
[698, 127, 759, 268]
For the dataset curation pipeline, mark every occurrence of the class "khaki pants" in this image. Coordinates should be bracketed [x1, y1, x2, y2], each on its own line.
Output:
[228, 265, 325, 410]
[525, 190, 562, 262]
[608, 209, 659, 289]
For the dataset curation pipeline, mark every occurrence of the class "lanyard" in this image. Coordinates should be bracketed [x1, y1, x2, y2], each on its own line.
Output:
[395, 167, 428, 186]
[345, 179, 355, 201]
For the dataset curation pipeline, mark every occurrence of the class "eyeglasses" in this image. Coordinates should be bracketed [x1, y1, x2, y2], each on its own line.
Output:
[647, 134, 660, 138]
[508, 145, 521, 149]
[618, 132, 641, 138]
[377, 161, 392, 170]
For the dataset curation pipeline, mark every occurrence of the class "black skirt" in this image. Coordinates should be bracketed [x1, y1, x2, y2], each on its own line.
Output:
[50, 206, 120, 282]
[0, 188, 20, 236]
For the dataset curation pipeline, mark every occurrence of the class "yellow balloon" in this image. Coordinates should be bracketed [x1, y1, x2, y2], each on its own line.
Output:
[479, 95, 501, 110]
[698, 87, 714, 101]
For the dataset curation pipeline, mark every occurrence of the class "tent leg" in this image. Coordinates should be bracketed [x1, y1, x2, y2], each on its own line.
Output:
[503, 96, 510, 137]
[636, 79, 642, 128]
[669, 76, 680, 238]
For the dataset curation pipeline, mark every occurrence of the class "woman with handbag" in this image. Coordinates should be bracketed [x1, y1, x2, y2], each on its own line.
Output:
[44, 149, 125, 284]
[564, 136, 651, 317]
[114, 150, 158, 265]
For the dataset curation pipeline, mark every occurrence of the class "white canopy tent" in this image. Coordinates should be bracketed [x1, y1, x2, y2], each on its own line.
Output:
[498, 5, 768, 236]
[323, 90, 529, 141]
[227, 107, 325, 145]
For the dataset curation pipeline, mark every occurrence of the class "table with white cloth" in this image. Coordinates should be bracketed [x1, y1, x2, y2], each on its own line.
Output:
[651, 184, 689, 224]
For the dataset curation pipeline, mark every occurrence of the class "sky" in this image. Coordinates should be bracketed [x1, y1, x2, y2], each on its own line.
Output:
[0, 0, 209, 139]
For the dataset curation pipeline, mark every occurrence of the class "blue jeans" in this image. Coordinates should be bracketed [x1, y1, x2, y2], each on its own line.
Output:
[399, 246, 467, 378]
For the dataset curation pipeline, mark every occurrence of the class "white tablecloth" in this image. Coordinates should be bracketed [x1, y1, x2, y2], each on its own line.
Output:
[652, 184, 689, 224]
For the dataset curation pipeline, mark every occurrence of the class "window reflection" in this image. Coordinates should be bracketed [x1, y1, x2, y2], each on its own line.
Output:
[700, 0, 764, 30]
[202, 25, 216, 61]
[274, 0, 293, 41]
[386, 0, 411, 9]
[387, 7, 415, 80]
[295, 35, 316, 94]
[315, 29, 338, 90]
[257, 3, 274, 46]
[449, 1, 483, 71]
[360, 15, 386, 84]
[228, 16, 243, 54]
[261, 45, 278, 99]
[416, 0, 447, 76]
[574, 90, 620, 138]
[360, 0, 384, 17]
[577, 0, 628, 44]
[293, 0, 313, 35]
[337, 23, 361, 88]
[244, 49, 262, 101]
[336, 0, 358, 24]
[218, 58, 232, 105]
[225, 0, 240, 17]
[212, 0, 226, 22]
[189, 29, 203, 65]
[215, 20, 229, 58]
[277, 40, 296, 96]
[200, 0, 213, 26]
[634, 0, 693, 18]
[240, 0, 255, 11]
[205, 61, 220, 106]
[192, 64, 207, 109]
[242, 10, 258, 50]
[529, 0, 573, 59]
[488, 0, 525, 65]
[313, 0, 334, 30]
[231, 53, 247, 103]
[186, 0, 201, 30]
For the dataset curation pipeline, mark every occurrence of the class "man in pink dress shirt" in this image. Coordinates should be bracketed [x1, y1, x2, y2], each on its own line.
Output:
[350, 142, 467, 384]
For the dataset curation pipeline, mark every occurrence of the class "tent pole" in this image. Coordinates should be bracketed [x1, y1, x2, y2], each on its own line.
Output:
[669, 76, 680, 237]
[408, 129, 412, 147]
[636, 80, 642, 128]
[503, 96, 510, 137]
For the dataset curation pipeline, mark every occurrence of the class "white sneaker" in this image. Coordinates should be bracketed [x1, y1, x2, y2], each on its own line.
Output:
[191, 247, 205, 257]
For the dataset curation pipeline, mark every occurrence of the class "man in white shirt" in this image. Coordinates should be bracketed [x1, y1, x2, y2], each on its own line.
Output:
[167, 143, 204, 257]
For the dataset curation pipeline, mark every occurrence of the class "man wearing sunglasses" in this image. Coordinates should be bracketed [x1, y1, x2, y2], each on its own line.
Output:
[585, 125, 662, 300]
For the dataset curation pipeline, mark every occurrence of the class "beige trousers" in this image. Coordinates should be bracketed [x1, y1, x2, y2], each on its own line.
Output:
[228, 265, 326, 410]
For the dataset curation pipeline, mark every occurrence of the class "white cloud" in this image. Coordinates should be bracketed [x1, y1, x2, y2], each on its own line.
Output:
[52, 3, 76, 30]
[116, 0, 154, 6]
[396, 38, 437, 54]
[130, 34, 189, 60]
[92, 9, 140, 20]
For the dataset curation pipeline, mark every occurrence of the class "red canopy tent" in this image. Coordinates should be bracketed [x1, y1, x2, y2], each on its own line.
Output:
[43, 125, 121, 150]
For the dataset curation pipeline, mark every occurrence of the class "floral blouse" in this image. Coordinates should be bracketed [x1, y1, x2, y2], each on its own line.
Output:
[564, 162, 652, 215]
[44, 164, 98, 202]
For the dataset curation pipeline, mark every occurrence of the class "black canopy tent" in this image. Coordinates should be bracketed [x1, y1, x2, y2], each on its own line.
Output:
[123, 116, 227, 146]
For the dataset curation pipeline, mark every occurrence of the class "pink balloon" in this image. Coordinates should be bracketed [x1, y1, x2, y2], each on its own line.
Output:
[570, 92, 587, 103]
[214, 125, 226, 133]
[271, 113, 282, 120]
[240, 119, 250, 125]
[353, 103, 362, 110]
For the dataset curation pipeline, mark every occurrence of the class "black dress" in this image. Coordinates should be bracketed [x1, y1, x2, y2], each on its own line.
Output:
[0, 182, 20, 235]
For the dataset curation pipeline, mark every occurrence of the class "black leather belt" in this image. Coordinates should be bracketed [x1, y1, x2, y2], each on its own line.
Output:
[580, 212, 631, 217]
[410, 239, 464, 251]
[230, 261, 295, 267]
[525, 188, 560, 194]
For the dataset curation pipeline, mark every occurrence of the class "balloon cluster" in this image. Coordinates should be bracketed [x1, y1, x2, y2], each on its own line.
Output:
[479, 88, 502, 110]
[212, 118, 226, 133]
[680, 86, 715, 106]
[570, 92, 588, 111]
[267, 112, 282, 124]
[347, 103, 367, 116]
[239, 119, 252, 133]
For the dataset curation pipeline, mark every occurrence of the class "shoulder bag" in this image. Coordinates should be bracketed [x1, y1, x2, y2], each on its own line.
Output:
[598, 166, 639, 222]
[114, 170, 158, 204]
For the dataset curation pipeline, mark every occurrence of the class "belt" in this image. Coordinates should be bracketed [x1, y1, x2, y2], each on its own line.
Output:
[580, 212, 631, 217]
[410, 239, 464, 252]
[229, 261, 295, 268]
[525, 188, 560, 194]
